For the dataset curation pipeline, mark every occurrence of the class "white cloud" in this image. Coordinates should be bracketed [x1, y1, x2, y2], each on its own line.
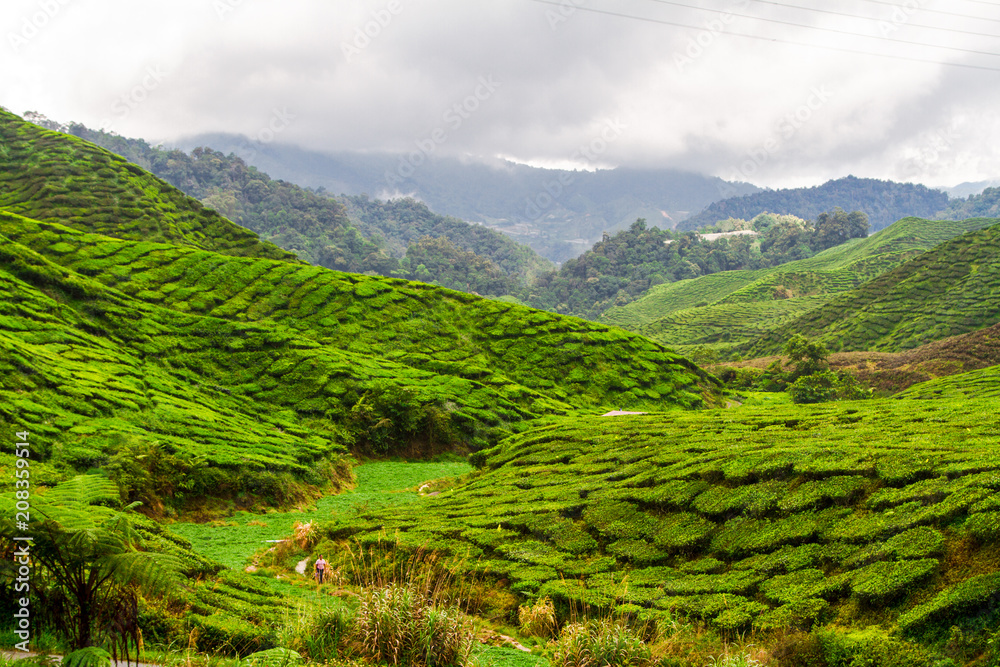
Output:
[3, 0, 999, 188]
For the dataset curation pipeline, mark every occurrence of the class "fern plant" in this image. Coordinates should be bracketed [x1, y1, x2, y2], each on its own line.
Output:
[1, 475, 184, 661]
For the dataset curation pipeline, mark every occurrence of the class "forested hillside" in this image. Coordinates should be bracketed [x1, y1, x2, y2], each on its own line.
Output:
[65, 123, 550, 295]
[937, 185, 1000, 220]
[679, 176, 948, 233]
[527, 209, 868, 319]
[174, 132, 762, 262]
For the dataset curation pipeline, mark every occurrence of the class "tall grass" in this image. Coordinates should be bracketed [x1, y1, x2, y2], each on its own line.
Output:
[549, 618, 653, 667]
[338, 537, 488, 615]
[353, 584, 474, 667]
[518, 597, 558, 638]
[284, 539, 479, 667]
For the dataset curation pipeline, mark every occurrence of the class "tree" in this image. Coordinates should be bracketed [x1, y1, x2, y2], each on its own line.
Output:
[813, 207, 869, 251]
[1, 476, 182, 659]
[784, 334, 829, 378]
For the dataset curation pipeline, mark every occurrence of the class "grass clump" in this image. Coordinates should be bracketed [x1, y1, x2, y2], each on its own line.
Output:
[549, 618, 652, 667]
[353, 583, 474, 667]
[518, 596, 558, 638]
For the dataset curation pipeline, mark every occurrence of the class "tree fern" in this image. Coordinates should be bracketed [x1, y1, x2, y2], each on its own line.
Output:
[1, 474, 184, 659]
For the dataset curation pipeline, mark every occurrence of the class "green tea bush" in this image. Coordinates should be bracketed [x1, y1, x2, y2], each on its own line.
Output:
[850, 558, 939, 605]
[814, 627, 935, 667]
[186, 613, 276, 656]
[897, 572, 1000, 634]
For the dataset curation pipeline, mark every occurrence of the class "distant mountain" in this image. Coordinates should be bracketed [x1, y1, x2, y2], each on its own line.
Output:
[940, 180, 1000, 199]
[679, 176, 949, 233]
[173, 133, 761, 262]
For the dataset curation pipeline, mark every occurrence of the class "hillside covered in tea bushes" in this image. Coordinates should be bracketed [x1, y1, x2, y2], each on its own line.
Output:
[751, 221, 1000, 356]
[602, 216, 1000, 359]
[313, 374, 1000, 665]
[0, 110, 719, 512]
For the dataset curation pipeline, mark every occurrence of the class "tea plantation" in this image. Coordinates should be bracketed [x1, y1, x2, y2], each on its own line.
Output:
[5, 109, 1000, 666]
[317, 378, 1000, 662]
[0, 111, 719, 511]
[0, 109, 296, 262]
[603, 216, 1000, 358]
[752, 221, 1000, 355]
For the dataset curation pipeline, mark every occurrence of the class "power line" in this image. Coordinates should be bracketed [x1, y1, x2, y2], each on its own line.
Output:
[529, 0, 1000, 72]
[738, 0, 1000, 39]
[852, 0, 1000, 24]
[636, 0, 1000, 58]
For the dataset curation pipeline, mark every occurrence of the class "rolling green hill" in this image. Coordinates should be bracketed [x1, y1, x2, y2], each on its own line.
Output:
[602, 216, 999, 357]
[0, 111, 719, 512]
[751, 221, 1000, 356]
[0, 111, 296, 262]
[314, 370, 1000, 664]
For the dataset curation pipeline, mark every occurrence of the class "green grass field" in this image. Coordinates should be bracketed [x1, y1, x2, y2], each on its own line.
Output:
[171, 461, 473, 569]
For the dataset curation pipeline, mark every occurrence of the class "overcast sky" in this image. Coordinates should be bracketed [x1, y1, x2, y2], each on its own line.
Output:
[4, 0, 1000, 189]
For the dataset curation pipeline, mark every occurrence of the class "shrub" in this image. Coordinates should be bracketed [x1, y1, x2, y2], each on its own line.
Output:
[63, 648, 112, 667]
[789, 371, 838, 404]
[850, 558, 938, 605]
[549, 618, 652, 667]
[239, 648, 303, 667]
[898, 572, 1000, 634]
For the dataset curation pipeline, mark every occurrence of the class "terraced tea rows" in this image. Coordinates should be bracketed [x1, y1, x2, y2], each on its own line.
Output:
[753, 221, 1000, 355]
[0, 109, 295, 262]
[603, 217, 1000, 355]
[323, 380, 1000, 641]
[1, 213, 718, 413]
[0, 232, 524, 496]
[0, 110, 722, 507]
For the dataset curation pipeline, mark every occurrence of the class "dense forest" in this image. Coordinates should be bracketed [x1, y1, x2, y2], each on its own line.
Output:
[679, 175, 948, 233]
[937, 185, 1000, 220]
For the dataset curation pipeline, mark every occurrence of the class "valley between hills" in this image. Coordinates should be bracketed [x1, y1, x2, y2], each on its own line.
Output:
[2, 108, 1000, 667]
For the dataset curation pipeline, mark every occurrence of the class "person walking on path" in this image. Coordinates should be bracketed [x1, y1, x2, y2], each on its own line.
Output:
[314, 555, 327, 584]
